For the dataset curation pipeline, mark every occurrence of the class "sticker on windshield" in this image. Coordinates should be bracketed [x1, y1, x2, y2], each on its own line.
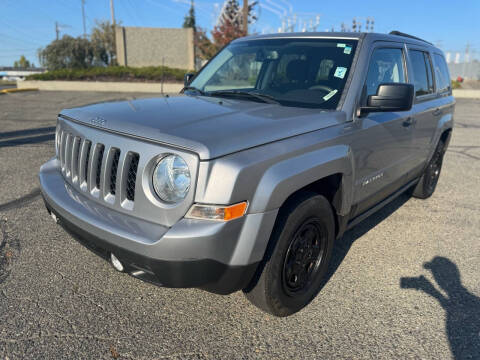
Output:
[323, 89, 338, 101]
[344, 45, 352, 55]
[337, 43, 346, 48]
[334, 67, 347, 79]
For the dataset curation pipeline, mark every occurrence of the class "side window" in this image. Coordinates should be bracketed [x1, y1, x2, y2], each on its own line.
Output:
[409, 50, 434, 96]
[434, 53, 451, 93]
[365, 48, 406, 96]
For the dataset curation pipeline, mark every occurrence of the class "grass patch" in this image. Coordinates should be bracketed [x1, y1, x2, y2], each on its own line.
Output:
[26, 66, 190, 83]
[0, 80, 16, 85]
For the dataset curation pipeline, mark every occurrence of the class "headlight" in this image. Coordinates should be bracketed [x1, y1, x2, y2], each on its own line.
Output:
[152, 154, 191, 203]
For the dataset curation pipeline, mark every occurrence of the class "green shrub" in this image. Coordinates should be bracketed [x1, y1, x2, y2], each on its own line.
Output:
[451, 80, 461, 89]
[26, 66, 190, 83]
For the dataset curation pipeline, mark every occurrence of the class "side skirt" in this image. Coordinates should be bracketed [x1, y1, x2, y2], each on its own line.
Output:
[345, 178, 419, 231]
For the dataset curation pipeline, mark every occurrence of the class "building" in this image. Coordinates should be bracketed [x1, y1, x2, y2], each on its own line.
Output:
[115, 27, 195, 70]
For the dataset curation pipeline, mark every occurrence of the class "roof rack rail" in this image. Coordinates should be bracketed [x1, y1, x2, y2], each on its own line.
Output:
[389, 31, 433, 45]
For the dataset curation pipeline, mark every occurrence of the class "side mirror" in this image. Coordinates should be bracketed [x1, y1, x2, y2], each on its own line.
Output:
[184, 72, 195, 87]
[359, 83, 414, 116]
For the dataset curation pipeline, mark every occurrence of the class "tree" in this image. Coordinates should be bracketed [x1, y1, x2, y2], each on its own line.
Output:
[211, 0, 257, 49]
[182, 0, 196, 29]
[38, 35, 94, 70]
[90, 20, 117, 66]
[195, 28, 217, 61]
[13, 55, 31, 68]
[38, 20, 117, 70]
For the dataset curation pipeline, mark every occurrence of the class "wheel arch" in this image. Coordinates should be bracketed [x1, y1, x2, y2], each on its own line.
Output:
[248, 144, 355, 217]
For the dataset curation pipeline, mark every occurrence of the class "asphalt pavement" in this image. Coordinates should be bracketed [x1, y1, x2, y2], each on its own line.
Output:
[0, 91, 479, 359]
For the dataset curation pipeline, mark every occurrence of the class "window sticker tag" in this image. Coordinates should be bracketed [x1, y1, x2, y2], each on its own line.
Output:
[334, 67, 347, 79]
[344, 46, 352, 55]
[323, 89, 338, 101]
[337, 43, 346, 48]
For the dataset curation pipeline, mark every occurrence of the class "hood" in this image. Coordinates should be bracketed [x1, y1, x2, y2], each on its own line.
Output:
[60, 95, 346, 160]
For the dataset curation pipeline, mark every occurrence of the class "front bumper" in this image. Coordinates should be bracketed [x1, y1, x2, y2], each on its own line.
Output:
[40, 158, 278, 294]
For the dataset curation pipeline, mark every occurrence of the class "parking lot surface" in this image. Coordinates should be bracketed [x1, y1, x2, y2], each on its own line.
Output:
[0, 91, 479, 359]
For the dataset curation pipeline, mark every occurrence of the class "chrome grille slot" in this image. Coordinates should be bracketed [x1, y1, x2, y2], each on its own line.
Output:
[71, 136, 81, 183]
[126, 153, 139, 201]
[64, 134, 73, 177]
[109, 148, 121, 195]
[59, 131, 66, 170]
[80, 140, 92, 187]
[95, 144, 105, 190]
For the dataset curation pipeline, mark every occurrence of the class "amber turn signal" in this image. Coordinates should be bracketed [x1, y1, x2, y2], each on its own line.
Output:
[185, 201, 248, 221]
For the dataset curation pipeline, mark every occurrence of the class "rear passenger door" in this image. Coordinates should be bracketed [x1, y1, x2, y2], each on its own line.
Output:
[406, 47, 439, 172]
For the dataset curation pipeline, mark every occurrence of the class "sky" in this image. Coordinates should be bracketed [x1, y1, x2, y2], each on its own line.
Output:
[1, 0, 479, 67]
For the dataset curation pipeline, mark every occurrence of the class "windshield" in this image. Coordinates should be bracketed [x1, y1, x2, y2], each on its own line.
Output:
[189, 38, 358, 109]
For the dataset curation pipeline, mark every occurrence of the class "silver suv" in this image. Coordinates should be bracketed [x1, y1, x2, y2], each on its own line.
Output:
[39, 31, 454, 316]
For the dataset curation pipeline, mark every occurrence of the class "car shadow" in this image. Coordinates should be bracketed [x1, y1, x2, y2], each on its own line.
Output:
[324, 192, 411, 283]
[401, 257, 480, 359]
[0, 126, 55, 148]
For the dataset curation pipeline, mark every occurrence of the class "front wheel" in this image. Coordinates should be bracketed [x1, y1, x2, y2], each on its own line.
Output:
[244, 192, 335, 317]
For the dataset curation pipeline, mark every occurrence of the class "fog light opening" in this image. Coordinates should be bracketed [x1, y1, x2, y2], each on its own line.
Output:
[110, 253, 124, 272]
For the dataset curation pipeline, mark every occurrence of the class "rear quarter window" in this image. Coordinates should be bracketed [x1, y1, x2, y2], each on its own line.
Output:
[409, 49, 435, 96]
[433, 54, 451, 93]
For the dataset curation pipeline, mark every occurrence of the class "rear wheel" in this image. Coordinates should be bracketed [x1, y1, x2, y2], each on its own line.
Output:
[244, 192, 335, 317]
[413, 139, 445, 199]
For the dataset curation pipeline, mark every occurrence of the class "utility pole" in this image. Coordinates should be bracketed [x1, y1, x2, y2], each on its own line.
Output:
[81, 0, 87, 38]
[55, 21, 60, 40]
[243, 0, 248, 36]
[110, 0, 116, 25]
[463, 43, 470, 78]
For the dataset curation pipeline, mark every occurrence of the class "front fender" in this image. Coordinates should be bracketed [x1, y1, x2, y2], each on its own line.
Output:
[249, 144, 354, 216]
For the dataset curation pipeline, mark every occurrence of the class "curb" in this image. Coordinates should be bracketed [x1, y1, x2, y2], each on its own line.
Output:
[1, 88, 38, 94]
[17, 80, 182, 93]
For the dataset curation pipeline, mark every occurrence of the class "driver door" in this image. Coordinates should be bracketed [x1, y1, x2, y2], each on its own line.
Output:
[351, 43, 417, 215]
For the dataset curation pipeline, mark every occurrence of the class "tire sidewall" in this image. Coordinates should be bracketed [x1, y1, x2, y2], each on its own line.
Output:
[264, 195, 335, 315]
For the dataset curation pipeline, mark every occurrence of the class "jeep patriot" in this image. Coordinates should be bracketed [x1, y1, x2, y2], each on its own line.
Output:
[39, 31, 455, 316]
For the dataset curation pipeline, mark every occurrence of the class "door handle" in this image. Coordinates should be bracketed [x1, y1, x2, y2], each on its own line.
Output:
[403, 117, 414, 127]
[433, 108, 442, 116]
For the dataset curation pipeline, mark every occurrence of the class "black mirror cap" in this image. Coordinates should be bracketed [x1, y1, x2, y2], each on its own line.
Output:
[184, 72, 195, 86]
[361, 83, 414, 115]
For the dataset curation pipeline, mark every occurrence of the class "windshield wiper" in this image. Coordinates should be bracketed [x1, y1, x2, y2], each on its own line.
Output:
[183, 86, 206, 95]
[209, 90, 280, 104]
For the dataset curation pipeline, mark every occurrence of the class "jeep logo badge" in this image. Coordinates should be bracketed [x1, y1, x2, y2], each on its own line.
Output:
[90, 116, 106, 127]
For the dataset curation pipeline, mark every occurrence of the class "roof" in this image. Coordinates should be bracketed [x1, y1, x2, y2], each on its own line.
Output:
[236, 31, 437, 50]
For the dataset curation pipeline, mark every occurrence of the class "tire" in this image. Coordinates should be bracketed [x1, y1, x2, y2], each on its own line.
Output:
[244, 192, 335, 317]
[413, 139, 446, 199]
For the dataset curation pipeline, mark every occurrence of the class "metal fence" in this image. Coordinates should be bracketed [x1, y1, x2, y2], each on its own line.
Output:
[448, 62, 480, 80]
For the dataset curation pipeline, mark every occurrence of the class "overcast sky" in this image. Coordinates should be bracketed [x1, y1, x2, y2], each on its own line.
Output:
[1, 0, 479, 67]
